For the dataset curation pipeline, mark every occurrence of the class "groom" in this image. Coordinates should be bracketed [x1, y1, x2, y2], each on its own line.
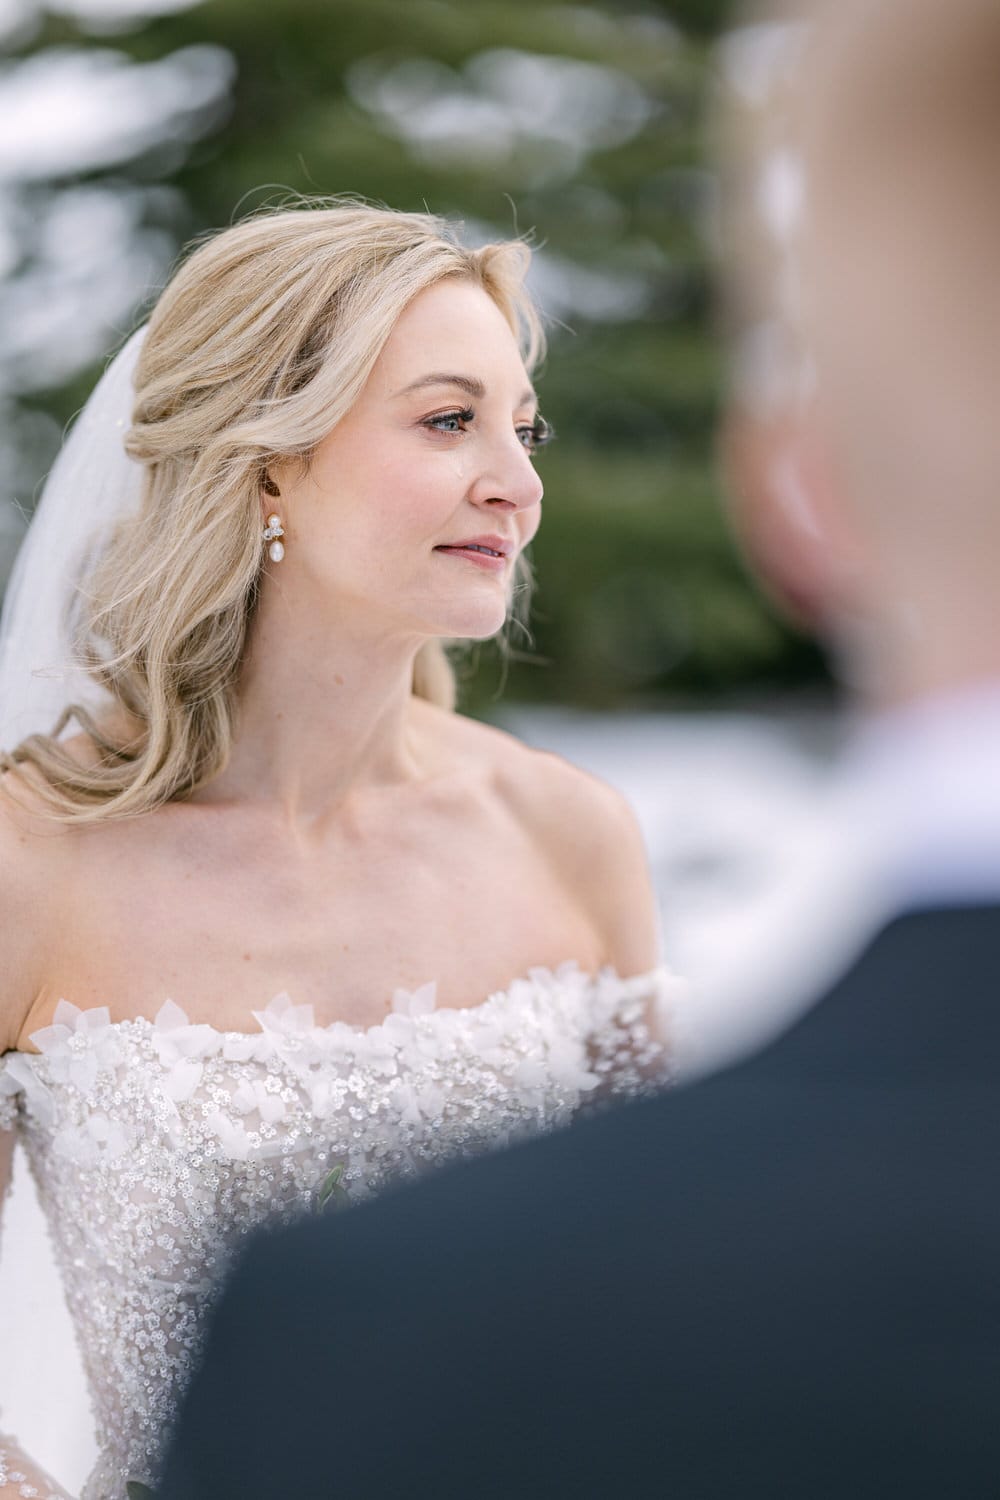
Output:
[159, 0, 1000, 1494]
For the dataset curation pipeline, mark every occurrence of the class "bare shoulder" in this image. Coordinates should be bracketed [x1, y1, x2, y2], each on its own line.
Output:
[0, 763, 73, 1051]
[0, 758, 77, 874]
[458, 713, 664, 977]
[496, 735, 631, 850]
[511, 745, 663, 977]
[0, 771, 47, 1155]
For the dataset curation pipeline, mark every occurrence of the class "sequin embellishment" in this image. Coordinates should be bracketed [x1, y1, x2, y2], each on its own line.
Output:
[0, 961, 679, 1497]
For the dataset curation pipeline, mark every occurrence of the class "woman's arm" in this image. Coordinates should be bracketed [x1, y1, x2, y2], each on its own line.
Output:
[521, 753, 680, 1094]
[0, 1124, 75, 1500]
[567, 777, 679, 1099]
[574, 777, 665, 979]
[0, 787, 75, 1498]
[524, 750, 665, 978]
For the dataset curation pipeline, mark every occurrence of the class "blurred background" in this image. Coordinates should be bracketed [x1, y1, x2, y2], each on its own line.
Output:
[0, 0, 850, 961]
[0, 1, 860, 1487]
[0, 0, 852, 1011]
[0, 0, 831, 708]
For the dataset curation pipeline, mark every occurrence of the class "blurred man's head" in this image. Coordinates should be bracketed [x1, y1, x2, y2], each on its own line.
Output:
[720, 0, 1000, 705]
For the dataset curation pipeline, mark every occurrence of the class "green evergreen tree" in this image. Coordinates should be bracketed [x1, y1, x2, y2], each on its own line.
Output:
[0, 0, 825, 710]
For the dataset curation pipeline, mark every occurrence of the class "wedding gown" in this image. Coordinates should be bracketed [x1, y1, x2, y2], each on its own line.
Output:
[0, 959, 678, 1499]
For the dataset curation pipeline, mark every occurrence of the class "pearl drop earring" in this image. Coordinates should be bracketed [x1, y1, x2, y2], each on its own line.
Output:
[263, 513, 285, 563]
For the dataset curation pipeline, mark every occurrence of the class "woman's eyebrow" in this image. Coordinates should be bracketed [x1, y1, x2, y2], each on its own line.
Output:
[395, 372, 537, 406]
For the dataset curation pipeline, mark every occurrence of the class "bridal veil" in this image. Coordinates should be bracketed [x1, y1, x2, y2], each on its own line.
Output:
[0, 327, 147, 752]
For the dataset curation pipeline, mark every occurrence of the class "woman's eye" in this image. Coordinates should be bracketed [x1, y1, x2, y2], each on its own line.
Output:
[517, 416, 555, 454]
[424, 407, 474, 434]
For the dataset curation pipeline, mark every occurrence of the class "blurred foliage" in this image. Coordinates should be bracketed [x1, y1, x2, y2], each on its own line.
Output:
[4, 0, 826, 711]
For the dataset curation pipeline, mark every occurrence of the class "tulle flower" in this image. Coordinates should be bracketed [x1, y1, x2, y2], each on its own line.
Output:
[52, 1109, 129, 1166]
[30, 1000, 124, 1095]
[152, 999, 222, 1103]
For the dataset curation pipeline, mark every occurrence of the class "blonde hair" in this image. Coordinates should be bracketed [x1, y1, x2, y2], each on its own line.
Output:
[3, 200, 544, 823]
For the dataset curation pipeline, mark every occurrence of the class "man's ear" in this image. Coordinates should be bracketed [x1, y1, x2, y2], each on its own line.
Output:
[720, 405, 866, 631]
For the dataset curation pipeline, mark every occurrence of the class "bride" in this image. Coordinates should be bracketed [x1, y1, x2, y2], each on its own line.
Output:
[0, 201, 678, 1498]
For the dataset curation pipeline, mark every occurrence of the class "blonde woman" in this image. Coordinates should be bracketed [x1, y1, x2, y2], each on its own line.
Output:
[0, 202, 678, 1499]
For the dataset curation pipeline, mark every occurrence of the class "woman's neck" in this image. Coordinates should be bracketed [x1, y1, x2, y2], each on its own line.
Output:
[193, 595, 435, 829]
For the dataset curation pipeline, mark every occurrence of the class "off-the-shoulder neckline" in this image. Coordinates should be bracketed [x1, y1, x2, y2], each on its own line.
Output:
[8, 958, 674, 1059]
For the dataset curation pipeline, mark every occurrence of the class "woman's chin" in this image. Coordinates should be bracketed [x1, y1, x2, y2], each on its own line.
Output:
[428, 601, 509, 641]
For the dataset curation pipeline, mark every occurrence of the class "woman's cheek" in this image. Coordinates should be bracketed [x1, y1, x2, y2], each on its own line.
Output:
[522, 503, 543, 547]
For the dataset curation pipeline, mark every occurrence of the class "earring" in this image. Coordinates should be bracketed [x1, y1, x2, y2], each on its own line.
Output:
[263, 513, 285, 562]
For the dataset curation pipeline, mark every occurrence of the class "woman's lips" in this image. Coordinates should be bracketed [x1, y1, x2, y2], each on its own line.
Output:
[434, 545, 507, 572]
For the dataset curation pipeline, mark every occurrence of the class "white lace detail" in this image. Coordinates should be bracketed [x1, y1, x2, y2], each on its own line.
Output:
[0, 960, 679, 1497]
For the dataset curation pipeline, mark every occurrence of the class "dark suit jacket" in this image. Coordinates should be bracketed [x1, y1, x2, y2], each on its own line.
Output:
[158, 905, 1000, 1498]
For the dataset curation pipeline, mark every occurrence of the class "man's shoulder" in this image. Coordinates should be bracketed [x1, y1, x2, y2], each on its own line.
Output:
[231, 1054, 836, 1293]
[742, 901, 1000, 1078]
[162, 903, 1000, 1500]
[250, 902, 1000, 1285]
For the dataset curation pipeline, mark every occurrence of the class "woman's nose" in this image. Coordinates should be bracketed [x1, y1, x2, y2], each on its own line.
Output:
[472, 441, 544, 513]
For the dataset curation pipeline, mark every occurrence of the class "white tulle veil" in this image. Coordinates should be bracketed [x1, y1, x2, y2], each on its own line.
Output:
[0, 327, 148, 754]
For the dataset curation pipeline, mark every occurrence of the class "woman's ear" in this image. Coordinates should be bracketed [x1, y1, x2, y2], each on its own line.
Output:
[259, 470, 283, 528]
[720, 404, 867, 631]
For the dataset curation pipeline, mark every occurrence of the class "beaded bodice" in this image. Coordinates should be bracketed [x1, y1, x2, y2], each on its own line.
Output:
[0, 961, 677, 1499]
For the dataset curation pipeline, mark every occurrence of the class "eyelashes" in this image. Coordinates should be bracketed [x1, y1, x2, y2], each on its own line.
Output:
[423, 406, 475, 435]
[422, 408, 555, 454]
[523, 415, 555, 453]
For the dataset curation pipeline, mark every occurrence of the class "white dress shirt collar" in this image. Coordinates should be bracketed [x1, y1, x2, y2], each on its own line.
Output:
[675, 676, 1000, 1079]
[839, 674, 1000, 910]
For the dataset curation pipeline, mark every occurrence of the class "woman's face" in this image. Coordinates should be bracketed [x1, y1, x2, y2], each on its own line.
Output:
[266, 278, 545, 643]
